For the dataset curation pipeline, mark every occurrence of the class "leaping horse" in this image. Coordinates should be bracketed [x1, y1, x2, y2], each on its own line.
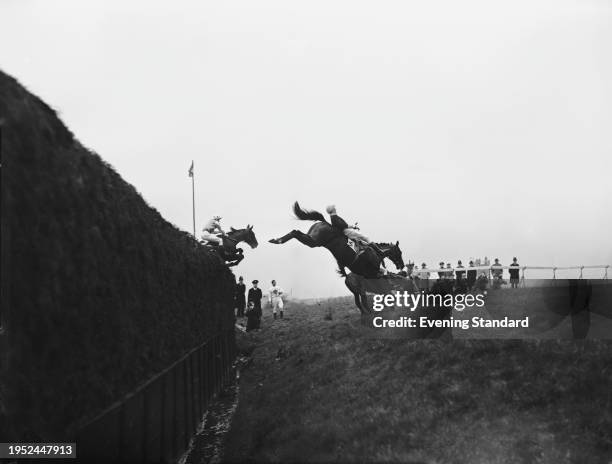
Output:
[204, 225, 258, 266]
[269, 202, 405, 279]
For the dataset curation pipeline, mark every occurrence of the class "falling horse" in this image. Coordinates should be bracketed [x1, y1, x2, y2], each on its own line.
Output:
[345, 263, 418, 321]
[204, 225, 258, 266]
[269, 202, 405, 278]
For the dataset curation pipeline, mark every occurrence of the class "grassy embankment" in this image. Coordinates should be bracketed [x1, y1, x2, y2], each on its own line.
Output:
[225, 296, 612, 463]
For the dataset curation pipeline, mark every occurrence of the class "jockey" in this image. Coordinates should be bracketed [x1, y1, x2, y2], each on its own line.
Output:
[326, 205, 385, 259]
[201, 215, 225, 245]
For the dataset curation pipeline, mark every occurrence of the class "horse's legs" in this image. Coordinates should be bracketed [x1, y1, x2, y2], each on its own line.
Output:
[359, 292, 372, 326]
[352, 292, 363, 312]
[335, 257, 347, 277]
[360, 292, 370, 313]
[352, 290, 370, 325]
[270, 230, 318, 247]
[346, 275, 373, 325]
[345, 276, 362, 312]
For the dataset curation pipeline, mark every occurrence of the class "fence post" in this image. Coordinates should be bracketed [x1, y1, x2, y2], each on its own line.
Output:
[197, 346, 203, 420]
[183, 358, 190, 451]
[223, 332, 228, 385]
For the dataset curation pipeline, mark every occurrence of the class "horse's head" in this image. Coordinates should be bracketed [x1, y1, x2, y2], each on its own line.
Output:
[228, 225, 258, 249]
[380, 241, 404, 271]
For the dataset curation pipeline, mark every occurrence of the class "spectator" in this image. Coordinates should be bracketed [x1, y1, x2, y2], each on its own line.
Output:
[484, 256, 491, 279]
[509, 257, 520, 288]
[455, 260, 466, 280]
[438, 261, 446, 281]
[491, 258, 504, 289]
[247, 280, 262, 331]
[446, 263, 453, 281]
[268, 279, 285, 319]
[455, 260, 467, 293]
[467, 260, 477, 291]
[418, 263, 430, 291]
[491, 258, 503, 279]
[235, 276, 246, 318]
[407, 262, 416, 279]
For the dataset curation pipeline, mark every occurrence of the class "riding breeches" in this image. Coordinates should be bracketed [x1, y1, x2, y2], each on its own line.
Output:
[201, 231, 223, 245]
[343, 228, 371, 244]
[271, 297, 284, 312]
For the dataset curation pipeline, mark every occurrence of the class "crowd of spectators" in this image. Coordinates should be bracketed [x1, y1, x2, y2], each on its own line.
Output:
[234, 277, 287, 331]
[410, 257, 522, 292]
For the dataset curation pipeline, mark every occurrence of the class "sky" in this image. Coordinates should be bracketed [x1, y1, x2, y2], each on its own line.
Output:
[1, 0, 611, 297]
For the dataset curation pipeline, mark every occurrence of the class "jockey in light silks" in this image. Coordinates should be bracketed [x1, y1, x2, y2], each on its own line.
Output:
[201, 215, 225, 245]
[326, 205, 386, 260]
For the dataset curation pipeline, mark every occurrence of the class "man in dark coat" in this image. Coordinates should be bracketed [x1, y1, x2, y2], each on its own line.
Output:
[455, 260, 467, 293]
[467, 260, 477, 291]
[509, 257, 521, 288]
[235, 276, 246, 317]
[246, 280, 263, 331]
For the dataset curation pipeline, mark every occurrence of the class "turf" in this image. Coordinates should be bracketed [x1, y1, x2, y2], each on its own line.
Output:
[224, 297, 612, 463]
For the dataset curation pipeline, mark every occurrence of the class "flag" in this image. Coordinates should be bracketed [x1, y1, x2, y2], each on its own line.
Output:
[188, 161, 194, 177]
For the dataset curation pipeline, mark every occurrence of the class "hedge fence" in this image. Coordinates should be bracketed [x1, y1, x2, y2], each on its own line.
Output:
[0, 70, 235, 441]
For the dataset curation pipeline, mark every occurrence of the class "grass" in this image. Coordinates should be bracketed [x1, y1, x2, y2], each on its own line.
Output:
[224, 296, 612, 463]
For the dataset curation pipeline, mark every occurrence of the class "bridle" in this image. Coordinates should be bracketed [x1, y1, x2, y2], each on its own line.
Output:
[377, 243, 404, 269]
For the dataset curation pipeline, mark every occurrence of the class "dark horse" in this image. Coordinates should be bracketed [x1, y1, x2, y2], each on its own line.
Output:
[269, 202, 404, 279]
[346, 272, 456, 334]
[345, 263, 416, 318]
[204, 225, 258, 266]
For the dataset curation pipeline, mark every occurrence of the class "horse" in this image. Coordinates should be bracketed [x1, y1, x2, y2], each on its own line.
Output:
[346, 271, 455, 335]
[345, 267, 418, 323]
[204, 225, 258, 266]
[269, 202, 404, 279]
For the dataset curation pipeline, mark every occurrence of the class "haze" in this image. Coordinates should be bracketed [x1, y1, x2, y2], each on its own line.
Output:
[1, 0, 611, 297]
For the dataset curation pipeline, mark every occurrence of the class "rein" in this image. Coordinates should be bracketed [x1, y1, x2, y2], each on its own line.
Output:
[223, 234, 239, 246]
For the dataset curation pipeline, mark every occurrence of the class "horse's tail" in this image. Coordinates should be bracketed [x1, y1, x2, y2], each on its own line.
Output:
[293, 201, 326, 222]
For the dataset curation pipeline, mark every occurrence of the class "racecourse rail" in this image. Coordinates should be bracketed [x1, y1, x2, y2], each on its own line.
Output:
[413, 264, 610, 280]
[74, 329, 236, 463]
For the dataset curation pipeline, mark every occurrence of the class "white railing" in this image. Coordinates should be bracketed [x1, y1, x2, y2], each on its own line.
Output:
[411, 264, 610, 280]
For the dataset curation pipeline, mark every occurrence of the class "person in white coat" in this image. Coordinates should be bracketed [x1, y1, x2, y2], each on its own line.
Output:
[268, 280, 285, 319]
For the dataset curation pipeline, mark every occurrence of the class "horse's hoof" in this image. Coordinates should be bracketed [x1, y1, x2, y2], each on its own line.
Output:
[268, 238, 280, 244]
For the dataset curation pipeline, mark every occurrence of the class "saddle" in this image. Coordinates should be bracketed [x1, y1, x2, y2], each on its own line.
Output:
[347, 238, 367, 254]
[348, 242, 379, 269]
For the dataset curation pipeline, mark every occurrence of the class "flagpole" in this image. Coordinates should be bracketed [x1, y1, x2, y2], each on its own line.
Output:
[191, 160, 196, 238]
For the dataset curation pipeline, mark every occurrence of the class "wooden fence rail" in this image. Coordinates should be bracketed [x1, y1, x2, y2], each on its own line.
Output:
[74, 328, 236, 463]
